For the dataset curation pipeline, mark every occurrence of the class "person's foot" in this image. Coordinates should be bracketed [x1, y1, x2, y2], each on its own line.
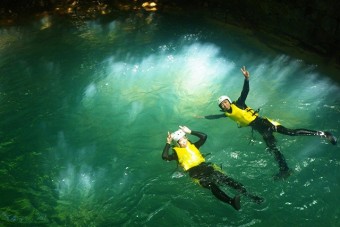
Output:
[231, 195, 241, 211]
[319, 131, 337, 145]
[273, 169, 293, 181]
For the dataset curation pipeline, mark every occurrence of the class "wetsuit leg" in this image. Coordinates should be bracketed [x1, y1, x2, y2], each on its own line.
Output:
[199, 179, 240, 211]
[276, 125, 337, 145]
[261, 130, 292, 180]
[276, 125, 319, 136]
[214, 171, 264, 204]
[251, 118, 291, 179]
[188, 164, 241, 210]
[214, 172, 247, 193]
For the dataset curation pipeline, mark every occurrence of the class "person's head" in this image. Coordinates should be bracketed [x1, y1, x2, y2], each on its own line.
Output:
[171, 129, 188, 148]
[218, 95, 232, 111]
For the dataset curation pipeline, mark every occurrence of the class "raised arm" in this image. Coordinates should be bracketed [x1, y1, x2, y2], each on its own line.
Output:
[162, 143, 177, 161]
[235, 66, 250, 108]
[191, 130, 207, 149]
[162, 132, 178, 161]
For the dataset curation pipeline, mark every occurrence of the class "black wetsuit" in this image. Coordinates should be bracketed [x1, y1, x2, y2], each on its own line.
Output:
[205, 78, 327, 177]
[162, 131, 263, 209]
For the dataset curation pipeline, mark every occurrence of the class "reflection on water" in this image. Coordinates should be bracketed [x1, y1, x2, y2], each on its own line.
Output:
[0, 10, 339, 226]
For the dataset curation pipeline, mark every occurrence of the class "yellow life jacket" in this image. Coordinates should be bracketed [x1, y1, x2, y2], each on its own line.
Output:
[173, 141, 205, 171]
[225, 103, 259, 127]
[267, 118, 281, 126]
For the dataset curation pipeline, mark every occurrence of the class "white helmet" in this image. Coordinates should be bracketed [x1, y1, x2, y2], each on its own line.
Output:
[218, 95, 232, 105]
[171, 129, 185, 142]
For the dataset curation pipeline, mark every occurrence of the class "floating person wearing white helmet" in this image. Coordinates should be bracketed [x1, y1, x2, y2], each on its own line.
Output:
[198, 66, 337, 180]
[162, 125, 264, 211]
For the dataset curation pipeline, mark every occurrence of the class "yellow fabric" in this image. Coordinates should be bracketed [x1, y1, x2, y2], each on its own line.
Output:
[224, 103, 259, 127]
[174, 142, 205, 171]
[212, 163, 223, 173]
[267, 118, 281, 126]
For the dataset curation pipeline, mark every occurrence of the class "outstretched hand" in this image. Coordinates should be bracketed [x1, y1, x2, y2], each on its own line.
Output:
[241, 66, 250, 80]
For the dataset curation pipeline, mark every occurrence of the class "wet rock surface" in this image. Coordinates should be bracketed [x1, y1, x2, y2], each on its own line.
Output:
[1, 0, 339, 80]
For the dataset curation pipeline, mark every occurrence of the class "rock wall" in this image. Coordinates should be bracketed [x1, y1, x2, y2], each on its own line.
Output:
[166, 0, 340, 65]
[1, 0, 339, 66]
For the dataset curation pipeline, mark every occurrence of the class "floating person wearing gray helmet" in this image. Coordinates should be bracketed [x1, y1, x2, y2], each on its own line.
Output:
[197, 66, 337, 180]
[162, 125, 264, 211]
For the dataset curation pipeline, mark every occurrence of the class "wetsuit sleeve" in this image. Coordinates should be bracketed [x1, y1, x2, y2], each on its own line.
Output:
[202, 113, 225, 119]
[235, 78, 249, 109]
[191, 130, 207, 149]
[162, 143, 178, 161]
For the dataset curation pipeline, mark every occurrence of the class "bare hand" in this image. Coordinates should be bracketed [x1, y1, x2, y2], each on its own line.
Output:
[241, 66, 250, 79]
[166, 132, 172, 144]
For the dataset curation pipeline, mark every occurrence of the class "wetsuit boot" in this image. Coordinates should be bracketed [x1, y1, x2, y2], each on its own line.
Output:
[318, 131, 337, 145]
[210, 184, 241, 210]
[232, 195, 241, 211]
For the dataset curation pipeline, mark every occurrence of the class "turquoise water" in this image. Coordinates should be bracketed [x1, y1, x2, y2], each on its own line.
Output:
[0, 12, 339, 226]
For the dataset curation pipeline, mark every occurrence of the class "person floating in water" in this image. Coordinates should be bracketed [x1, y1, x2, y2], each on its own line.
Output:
[162, 125, 264, 211]
[197, 66, 337, 180]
